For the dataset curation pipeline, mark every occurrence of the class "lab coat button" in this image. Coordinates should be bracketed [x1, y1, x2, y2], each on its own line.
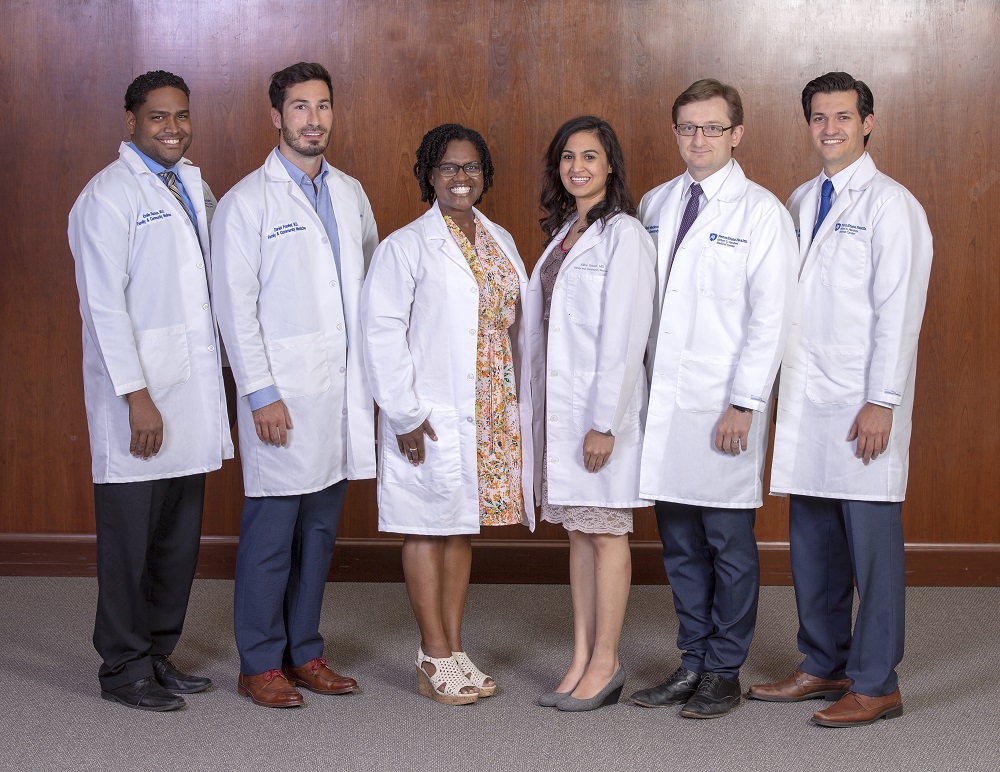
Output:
[552, 456, 559, 463]
[551, 415, 559, 422]
[337, 324, 343, 331]
[202, 303, 210, 311]
[330, 280, 338, 287]
[552, 326, 560, 333]
[466, 416, 474, 423]
[322, 237, 329, 245]
[208, 345, 216, 352]
[339, 367, 346, 374]
[469, 329, 475, 335]
[550, 370, 558, 377]
[196, 262, 204, 269]
[467, 373, 475, 379]
[342, 409, 348, 416]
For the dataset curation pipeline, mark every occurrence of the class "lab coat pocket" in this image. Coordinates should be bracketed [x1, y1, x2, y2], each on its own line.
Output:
[805, 344, 866, 405]
[566, 270, 605, 326]
[266, 331, 332, 398]
[135, 324, 191, 390]
[697, 247, 746, 301]
[382, 408, 462, 492]
[820, 237, 869, 291]
[675, 353, 737, 413]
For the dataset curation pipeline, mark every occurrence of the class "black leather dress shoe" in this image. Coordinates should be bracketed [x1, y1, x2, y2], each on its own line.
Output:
[101, 677, 185, 712]
[679, 672, 741, 718]
[152, 655, 213, 694]
[630, 666, 702, 707]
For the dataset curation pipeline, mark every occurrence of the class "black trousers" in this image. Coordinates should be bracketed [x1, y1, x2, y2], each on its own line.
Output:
[92, 474, 206, 690]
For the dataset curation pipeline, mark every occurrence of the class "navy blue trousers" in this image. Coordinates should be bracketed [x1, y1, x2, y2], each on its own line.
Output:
[234, 480, 348, 675]
[93, 474, 205, 690]
[655, 502, 760, 678]
[789, 495, 905, 697]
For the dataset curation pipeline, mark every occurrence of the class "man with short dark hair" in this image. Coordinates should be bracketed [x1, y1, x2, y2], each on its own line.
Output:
[212, 62, 378, 708]
[69, 70, 233, 711]
[629, 79, 797, 718]
[750, 72, 933, 728]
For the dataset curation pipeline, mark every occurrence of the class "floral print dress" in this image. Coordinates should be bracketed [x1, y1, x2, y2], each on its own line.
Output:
[445, 215, 524, 526]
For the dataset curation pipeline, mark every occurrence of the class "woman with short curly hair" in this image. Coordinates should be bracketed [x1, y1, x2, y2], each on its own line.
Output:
[361, 124, 535, 705]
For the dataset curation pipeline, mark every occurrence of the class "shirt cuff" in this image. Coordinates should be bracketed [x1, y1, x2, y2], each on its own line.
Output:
[248, 385, 281, 411]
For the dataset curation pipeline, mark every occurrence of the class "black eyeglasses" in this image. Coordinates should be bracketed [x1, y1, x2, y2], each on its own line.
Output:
[433, 162, 484, 177]
[673, 123, 735, 138]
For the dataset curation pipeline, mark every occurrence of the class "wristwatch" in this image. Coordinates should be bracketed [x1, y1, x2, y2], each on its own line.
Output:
[731, 404, 751, 413]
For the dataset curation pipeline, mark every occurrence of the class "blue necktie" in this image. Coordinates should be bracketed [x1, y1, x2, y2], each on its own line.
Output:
[812, 179, 834, 239]
[673, 182, 703, 257]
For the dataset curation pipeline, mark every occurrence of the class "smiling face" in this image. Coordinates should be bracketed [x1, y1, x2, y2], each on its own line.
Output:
[126, 86, 192, 168]
[429, 140, 483, 219]
[559, 130, 611, 209]
[673, 96, 743, 182]
[271, 79, 333, 162]
[808, 90, 873, 176]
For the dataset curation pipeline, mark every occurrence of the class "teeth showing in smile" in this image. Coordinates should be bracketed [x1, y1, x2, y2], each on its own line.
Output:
[451, 186, 472, 195]
[160, 138, 181, 145]
[571, 177, 590, 184]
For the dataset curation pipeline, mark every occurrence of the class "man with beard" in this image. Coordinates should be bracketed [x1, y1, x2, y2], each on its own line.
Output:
[211, 62, 378, 708]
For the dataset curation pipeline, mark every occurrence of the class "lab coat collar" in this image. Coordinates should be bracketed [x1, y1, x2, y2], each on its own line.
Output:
[800, 153, 877, 269]
[117, 142, 207, 255]
[419, 200, 526, 284]
[117, 141, 194, 177]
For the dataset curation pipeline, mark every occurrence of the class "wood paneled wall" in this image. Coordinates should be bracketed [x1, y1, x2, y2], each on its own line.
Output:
[2, 0, 998, 580]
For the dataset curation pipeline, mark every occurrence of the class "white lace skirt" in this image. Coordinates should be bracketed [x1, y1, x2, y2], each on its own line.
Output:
[539, 449, 633, 536]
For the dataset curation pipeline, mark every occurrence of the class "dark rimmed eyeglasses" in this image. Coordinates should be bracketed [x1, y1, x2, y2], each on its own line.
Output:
[673, 123, 735, 138]
[433, 162, 484, 177]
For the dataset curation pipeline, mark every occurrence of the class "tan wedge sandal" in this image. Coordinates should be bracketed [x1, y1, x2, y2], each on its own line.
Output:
[453, 651, 496, 697]
[415, 648, 479, 705]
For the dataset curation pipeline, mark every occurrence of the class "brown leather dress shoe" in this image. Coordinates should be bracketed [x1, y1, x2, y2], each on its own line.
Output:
[749, 669, 851, 702]
[238, 669, 304, 708]
[812, 689, 903, 727]
[283, 657, 358, 695]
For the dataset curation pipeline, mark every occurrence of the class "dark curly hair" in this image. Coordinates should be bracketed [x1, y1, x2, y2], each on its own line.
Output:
[413, 124, 494, 205]
[124, 71, 189, 113]
[539, 115, 635, 239]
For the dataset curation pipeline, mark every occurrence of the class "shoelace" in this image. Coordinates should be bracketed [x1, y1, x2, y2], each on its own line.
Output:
[261, 669, 286, 683]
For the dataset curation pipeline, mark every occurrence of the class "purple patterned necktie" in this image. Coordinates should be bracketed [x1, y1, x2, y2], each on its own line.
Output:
[673, 182, 703, 257]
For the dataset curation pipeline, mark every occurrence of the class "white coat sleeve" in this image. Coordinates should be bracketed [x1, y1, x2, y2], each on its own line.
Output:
[360, 237, 432, 435]
[68, 191, 146, 396]
[210, 192, 274, 397]
[592, 222, 657, 434]
[731, 202, 798, 410]
[866, 192, 933, 405]
[359, 187, 379, 270]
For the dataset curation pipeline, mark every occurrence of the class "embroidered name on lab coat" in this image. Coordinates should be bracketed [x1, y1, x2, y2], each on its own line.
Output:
[708, 233, 748, 248]
[267, 221, 307, 240]
[833, 223, 868, 236]
[575, 262, 607, 274]
[136, 209, 173, 227]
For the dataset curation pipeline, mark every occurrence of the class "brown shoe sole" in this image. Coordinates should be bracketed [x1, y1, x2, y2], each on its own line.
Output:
[812, 705, 903, 727]
[286, 677, 356, 695]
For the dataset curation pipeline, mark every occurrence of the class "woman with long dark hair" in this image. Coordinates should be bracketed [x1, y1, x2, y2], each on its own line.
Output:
[526, 116, 655, 711]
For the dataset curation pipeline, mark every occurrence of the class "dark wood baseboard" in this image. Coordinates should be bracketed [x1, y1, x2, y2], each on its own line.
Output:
[1, 534, 998, 586]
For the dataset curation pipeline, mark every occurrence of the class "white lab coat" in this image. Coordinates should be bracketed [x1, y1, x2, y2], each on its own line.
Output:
[68, 142, 233, 483]
[638, 161, 797, 508]
[770, 154, 933, 501]
[360, 203, 535, 535]
[525, 213, 656, 508]
[211, 150, 378, 496]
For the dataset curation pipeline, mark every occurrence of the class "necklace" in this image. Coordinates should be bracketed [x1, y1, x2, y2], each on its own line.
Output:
[560, 223, 587, 251]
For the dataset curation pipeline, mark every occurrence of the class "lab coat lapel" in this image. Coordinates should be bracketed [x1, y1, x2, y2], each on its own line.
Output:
[800, 155, 878, 280]
[422, 201, 477, 281]
[325, 169, 363, 287]
[654, 181, 684, 308]
[173, 158, 211, 258]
